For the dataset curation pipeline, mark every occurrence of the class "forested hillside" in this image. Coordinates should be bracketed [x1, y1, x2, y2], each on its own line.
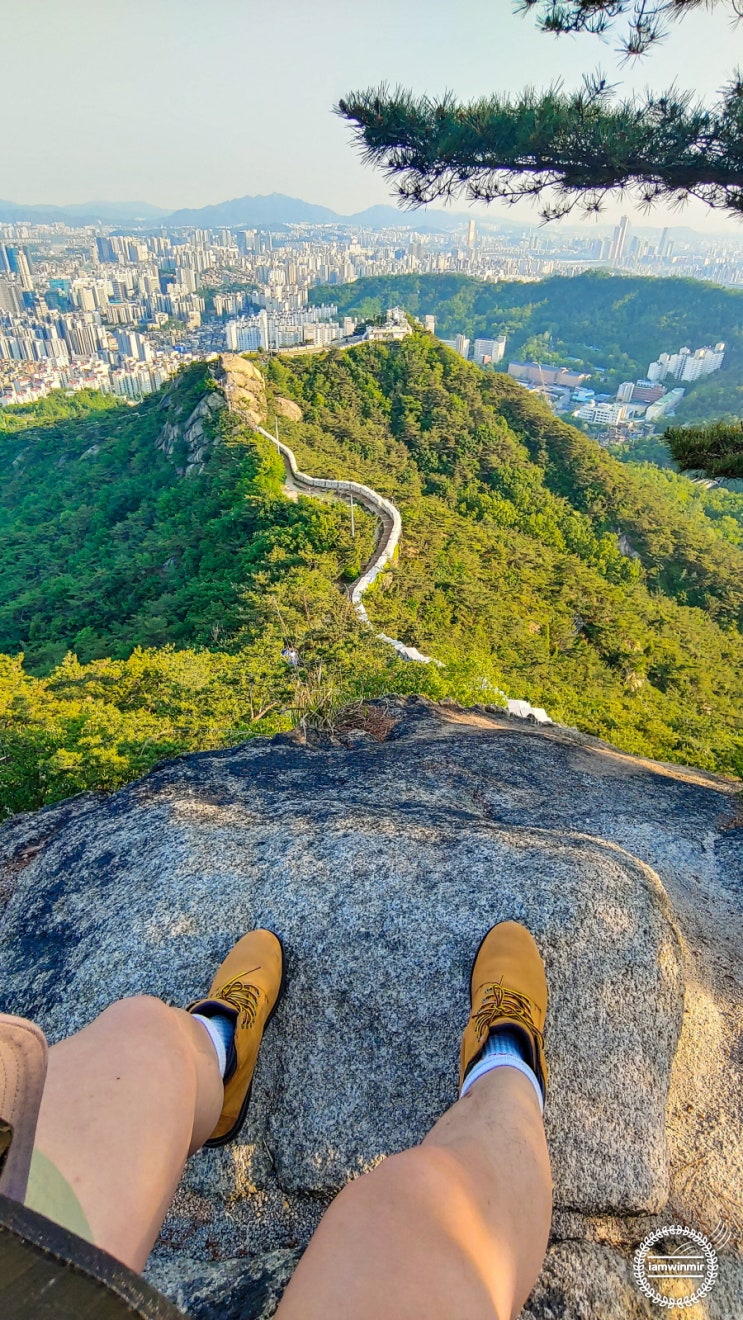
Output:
[2, 334, 742, 817]
[312, 272, 743, 421]
[0, 362, 373, 672]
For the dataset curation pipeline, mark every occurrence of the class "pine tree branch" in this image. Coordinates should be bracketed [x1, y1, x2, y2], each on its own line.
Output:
[519, 1, 742, 58]
[336, 77, 743, 219]
[665, 420, 743, 479]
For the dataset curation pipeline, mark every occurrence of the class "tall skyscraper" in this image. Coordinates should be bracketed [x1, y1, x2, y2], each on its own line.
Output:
[609, 216, 629, 265]
[0, 279, 22, 314]
[467, 219, 476, 249]
[4, 247, 34, 290]
[237, 230, 256, 255]
[95, 236, 117, 263]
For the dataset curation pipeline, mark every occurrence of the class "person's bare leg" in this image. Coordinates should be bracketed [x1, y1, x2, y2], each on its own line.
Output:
[275, 1066, 551, 1320]
[31, 995, 223, 1272]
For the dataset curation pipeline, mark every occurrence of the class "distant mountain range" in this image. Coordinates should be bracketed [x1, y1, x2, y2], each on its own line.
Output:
[0, 192, 470, 232]
[0, 199, 170, 226]
[1, 192, 726, 240]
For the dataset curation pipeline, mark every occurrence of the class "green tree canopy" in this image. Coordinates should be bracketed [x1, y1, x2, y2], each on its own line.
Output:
[338, 4, 743, 480]
[338, 0, 743, 218]
[665, 420, 743, 479]
[337, 76, 743, 220]
[3, 335, 743, 816]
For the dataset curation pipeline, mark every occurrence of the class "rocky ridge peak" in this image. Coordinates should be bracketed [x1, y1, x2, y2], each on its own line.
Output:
[154, 385, 226, 476]
[213, 353, 268, 430]
[152, 355, 301, 477]
[274, 395, 302, 422]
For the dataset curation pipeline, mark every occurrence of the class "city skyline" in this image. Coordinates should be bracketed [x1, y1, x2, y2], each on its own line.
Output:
[2, 191, 742, 244]
[2, 205, 739, 410]
[3, 0, 742, 232]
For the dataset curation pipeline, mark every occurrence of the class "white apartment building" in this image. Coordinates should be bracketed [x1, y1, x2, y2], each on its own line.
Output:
[441, 333, 470, 358]
[175, 266, 197, 293]
[575, 401, 627, 426]
[645, 387, 685, 421]
[114, 329, 153, 362]
[647, 342, 725, 383]
[679, 343, 725, 381]
[225, 313, 265, 352]
[225, 304, 341, 352]
[302, 322, 340, 346]
[213, 292, 248, 318]
[473, 335, 506, 365]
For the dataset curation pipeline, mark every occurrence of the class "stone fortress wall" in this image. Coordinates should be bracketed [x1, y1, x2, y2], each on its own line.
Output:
[220, 351, 550, 713]
[255, 423, 440, 666]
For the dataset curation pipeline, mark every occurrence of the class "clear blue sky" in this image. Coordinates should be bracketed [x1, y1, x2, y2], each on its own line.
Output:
[2, 0, 741, 230]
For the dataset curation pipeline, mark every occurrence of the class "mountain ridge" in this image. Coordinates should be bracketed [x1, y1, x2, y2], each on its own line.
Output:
[2, 193, 737, 238]
[1, 333, 742, 822]
[0, 193, 470, 231]
[0, 198, 169, 226]
[313, 271, 743, 426]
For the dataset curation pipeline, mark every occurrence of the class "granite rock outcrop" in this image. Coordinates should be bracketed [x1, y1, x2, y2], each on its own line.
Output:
[0, 698, 740, 1318]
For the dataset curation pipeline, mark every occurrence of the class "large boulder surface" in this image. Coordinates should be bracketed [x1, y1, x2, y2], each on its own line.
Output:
[0, 697, 740, 1318]
[214, 354, 267, 430]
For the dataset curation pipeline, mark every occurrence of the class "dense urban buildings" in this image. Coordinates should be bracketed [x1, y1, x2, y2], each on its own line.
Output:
[0, 212, 740, 407]
[500, 338, 725, 438]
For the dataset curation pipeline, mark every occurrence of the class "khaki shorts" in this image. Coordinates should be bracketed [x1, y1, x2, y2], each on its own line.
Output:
[24, 1150, 94, 1243]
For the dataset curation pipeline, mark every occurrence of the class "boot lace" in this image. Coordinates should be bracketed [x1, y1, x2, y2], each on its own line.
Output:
[473, 980, 543, 1048]
[216, 973, 262, 1029]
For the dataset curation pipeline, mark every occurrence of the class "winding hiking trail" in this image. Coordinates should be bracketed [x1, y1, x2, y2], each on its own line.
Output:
[257, 424, 437, 663]
[258, 422, 551, 723]
[214, 353, 551, 720]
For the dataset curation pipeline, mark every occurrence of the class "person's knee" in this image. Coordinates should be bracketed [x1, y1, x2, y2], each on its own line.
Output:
[339, 1145, 472, 1221]
[92, 996, 204, 1104]
[95, 994, 179, 1044]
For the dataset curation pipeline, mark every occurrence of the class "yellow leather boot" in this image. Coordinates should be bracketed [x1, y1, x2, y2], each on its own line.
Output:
[187, 929, 284, 1147]
[459, 921, 548, 1102]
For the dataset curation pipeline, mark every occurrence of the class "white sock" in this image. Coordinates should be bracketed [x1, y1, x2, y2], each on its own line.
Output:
[192, 1013, 233, 1078]
[460, 1027, 544, 1112]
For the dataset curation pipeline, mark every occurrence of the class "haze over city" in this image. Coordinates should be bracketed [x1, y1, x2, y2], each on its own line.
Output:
[3, 0, 742, 232]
